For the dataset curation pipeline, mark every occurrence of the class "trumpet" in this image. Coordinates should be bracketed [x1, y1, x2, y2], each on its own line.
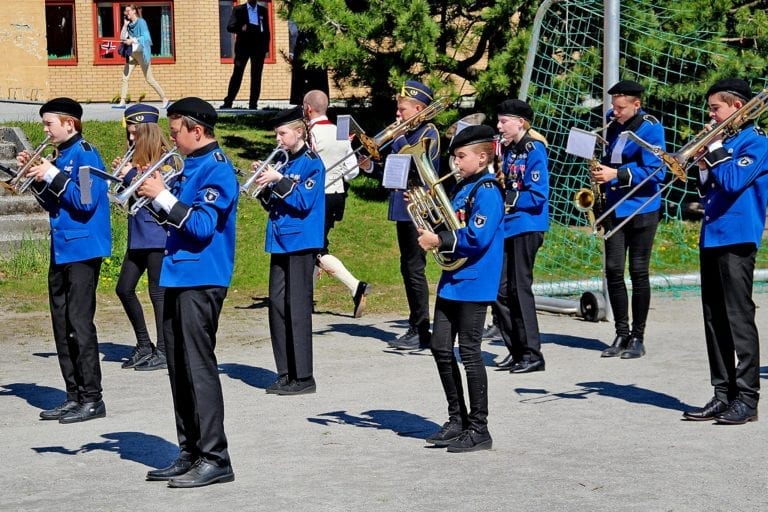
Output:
[108, 145, 136, 192]
[114, 146, 184, 215]
[324, 97, 452, 189]
[400, 139, 467, 271]
[6, 136, 59, 194]
[240, 146, 289, 198]
[594, 87, 768, 238]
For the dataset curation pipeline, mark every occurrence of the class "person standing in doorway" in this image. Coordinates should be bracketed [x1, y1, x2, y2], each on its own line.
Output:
[222, 0, 270, 110]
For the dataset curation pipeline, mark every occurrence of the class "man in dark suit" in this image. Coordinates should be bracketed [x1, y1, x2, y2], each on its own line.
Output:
[222, 0, 270, 110]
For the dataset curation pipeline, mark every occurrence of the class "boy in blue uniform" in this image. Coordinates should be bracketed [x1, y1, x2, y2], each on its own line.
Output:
[592, 80, 666, 359]
[417, 124, 505, 452]
[683, 79, 768, 425]
[137, 97, 239, 487]
[18, 98, 111, 424]
[253, 107, 325, 395]
[361, 80, 441, 350]
[493, 99, 550, 373]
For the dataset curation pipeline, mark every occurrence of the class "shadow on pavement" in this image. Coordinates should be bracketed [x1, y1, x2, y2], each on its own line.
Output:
[542, 332, 607, 352]
[32, 431, 178, 468]
[218, 362, 277, 389]
[308, 409, 439, 440]
[0, 382, 66, 411]
[98, 341, 135, 363]
[514, 381, 693, 411]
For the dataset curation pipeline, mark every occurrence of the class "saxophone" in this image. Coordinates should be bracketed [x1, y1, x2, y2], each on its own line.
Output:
[399, 139, 467, 271]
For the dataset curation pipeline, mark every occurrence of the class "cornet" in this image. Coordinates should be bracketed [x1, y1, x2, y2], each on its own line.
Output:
[114, 146, 184, 215]
[108, 144, 136, 192]
[7, 136, 59, 194]
[241, 146, 289, 198]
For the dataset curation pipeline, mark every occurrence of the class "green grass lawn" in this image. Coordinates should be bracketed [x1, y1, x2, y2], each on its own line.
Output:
[1, 116, 759, 317]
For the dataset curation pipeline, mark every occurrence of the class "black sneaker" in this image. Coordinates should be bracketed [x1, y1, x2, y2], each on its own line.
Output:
[134, 351, 167, 371]
[482, 324, 501, 340]
[265, 375, 290, 394]
[353, 281, 371, 318]
[446, 429, 493, 453]
[59, 400, 106, 424]
[273, 377, 316, 396]
[121, 345, 153, 369]
[39, 400, 80, 420]
[425, 421, 464, 447]
[388, 326, 420, 350]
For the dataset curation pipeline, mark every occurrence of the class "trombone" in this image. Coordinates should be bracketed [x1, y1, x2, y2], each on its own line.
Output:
[5, 136, 59, 194]
[323, 96, 452, 189]
[240, 146, 289, 198]
[113, 146, 184, 215]
[594, 88, 768, 238]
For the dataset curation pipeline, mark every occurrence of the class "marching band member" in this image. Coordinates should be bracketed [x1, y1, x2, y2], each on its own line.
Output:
[255, 107, 325, 395]
[592, 80, 666, 359]
[114, 104, 170, 371]
[683, 79, 768, 425]
[138, 97, 238, 487]
[360, 80, 440, 350]
[18, 98, 112, 423]
[417, 124, 504, 452]
[303, 89, 371, 317]
[493, 99, 550, 373]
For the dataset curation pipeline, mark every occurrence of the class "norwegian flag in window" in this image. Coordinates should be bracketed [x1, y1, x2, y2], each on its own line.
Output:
[100, 40, 117, 56]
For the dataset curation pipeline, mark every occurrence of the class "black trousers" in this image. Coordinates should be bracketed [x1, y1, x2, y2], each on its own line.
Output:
[604, 213, 658, 338]
[48, 258, 103, 403]
[396, 221, 430, 336]
[700, 244, 760, 408]
[493, 232, 544, 363]
[224, 48, 266, 108]
[164, 286, 230, 466]
[431, 298, 489, 432]
[269, 252, 315, 380]
[115, 248, 165, 353]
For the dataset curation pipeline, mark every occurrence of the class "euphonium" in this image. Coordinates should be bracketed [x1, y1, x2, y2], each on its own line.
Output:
[114, 146, 184, 215]
[7, 136, 59, 194]
[399, 139, 467, 271]
[240, 146, 289, 198]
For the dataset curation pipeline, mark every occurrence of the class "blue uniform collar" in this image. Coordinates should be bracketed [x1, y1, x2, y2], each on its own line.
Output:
[57, 133, 82, 152]
[186, 141, 219, 158]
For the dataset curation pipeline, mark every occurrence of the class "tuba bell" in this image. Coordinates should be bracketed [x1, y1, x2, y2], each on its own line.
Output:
[399, 139, 467, 271]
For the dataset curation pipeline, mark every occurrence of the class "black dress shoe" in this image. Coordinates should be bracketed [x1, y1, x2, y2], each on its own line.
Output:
[353, 281, 371, 318]
[146, 458, 197, 481]
[59, 400, 106, 424]
[273, 377, 316, 396]
[446, 429, 492, 453]
[425, 421, 464, 447]
[683, 396, 729, 421]
[510, 359, 545, 373]
[40, 400, 80, 420]
[167, 460, 234, 488]
[265, 374, 290, 394]
[601, 334, 630, 357]
[714, 399, 758, 425]
[495, 354, 518, 369]
[620, 338, 646, 359]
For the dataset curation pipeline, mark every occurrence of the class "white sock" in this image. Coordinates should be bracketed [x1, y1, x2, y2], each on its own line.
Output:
[319, 254, 359, 296]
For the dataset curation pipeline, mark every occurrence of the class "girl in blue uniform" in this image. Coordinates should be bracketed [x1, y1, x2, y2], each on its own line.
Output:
[114, 104, 170, 370]
[592, 80, 666, 359]
[492, 99, 550, 373]
[254, 107, 326, 395]
[417, 124, 504, 452]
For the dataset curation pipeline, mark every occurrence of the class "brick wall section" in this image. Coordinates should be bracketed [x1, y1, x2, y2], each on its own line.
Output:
[0, 1, 50, 102]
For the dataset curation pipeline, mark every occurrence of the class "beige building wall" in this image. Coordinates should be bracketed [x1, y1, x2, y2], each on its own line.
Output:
[0, 1, 50, 102]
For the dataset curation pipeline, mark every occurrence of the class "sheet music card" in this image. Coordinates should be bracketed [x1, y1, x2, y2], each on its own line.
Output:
[336, 115, 351, 141]
[565, 128, 598, 160]
[382, 154, 411, 189]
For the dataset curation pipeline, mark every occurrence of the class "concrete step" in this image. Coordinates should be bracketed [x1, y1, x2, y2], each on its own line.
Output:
[0, 195, 41, 215]
[0, 141, 15, 159]
[0, 212, 49, 236]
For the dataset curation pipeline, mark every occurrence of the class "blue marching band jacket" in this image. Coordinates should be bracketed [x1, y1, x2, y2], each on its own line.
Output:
[697, 123, 768, 249]
[500, 133, 550, 238]
[31, 134, 112, 265]
[151, 143, 239, 288]
[602, 108, 666, 219]
[382, 122, 441, 222]
[121, 167, 170, 250]
[258, 145, 326, 254]
[435, 172, 505, 302]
